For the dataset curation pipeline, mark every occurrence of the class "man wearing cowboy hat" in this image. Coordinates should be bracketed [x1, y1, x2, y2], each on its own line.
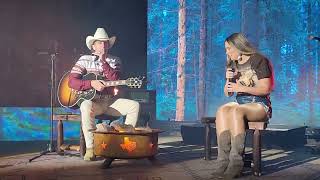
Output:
[68, 28, 140, 161]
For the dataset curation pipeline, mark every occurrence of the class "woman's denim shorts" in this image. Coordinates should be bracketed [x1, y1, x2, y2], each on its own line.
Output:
[236, 95, 271, 118]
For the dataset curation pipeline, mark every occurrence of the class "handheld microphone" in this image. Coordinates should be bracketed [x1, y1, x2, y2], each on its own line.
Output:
[226, 60, 236, 81]
[227, 69, 235, 97]
[226, 60, 237, 96]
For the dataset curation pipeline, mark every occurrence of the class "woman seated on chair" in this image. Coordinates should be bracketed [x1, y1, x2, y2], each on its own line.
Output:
[212, 33, 274, 179]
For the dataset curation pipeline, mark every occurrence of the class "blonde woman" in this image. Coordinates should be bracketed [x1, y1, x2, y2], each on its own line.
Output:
[212, 33, 274, 179]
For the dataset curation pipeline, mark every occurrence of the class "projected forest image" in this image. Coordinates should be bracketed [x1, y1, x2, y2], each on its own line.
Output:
[147, 0, 320, 126]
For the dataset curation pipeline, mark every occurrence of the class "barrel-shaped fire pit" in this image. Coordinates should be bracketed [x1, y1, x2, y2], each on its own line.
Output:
[93, 128, 163, 168]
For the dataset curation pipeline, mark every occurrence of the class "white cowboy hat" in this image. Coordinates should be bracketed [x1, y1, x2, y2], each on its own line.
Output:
[85, 28, 116, 50]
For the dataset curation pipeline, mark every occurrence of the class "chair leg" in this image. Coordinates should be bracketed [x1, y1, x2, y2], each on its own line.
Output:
[252, 129, 262, 176]
[204, 123, 211, 160]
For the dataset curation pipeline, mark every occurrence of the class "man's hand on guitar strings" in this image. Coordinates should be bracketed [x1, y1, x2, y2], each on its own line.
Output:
[90, 80, 105, 91]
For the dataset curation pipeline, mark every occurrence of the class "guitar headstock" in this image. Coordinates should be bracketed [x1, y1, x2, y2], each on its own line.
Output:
[126, 76, 145, 88]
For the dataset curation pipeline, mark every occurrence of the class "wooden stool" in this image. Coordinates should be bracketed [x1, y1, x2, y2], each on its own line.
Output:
[53, 114, 82, 154]
[201, 117, 267, 176]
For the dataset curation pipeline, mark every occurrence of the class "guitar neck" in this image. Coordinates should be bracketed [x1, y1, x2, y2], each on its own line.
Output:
[102, 80, 127, 87]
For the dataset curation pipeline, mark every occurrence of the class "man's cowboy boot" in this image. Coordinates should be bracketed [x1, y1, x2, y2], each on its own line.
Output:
[83, 148, 96, 161]
[223, 133, 246, 179]
[211, 130, 231, 178]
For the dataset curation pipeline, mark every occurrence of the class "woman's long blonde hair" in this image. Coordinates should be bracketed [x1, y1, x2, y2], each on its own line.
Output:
[225, 33, 257, 66]
[225, 33, 257, 55]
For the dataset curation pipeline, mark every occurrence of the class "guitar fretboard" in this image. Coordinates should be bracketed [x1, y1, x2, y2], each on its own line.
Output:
[104, 80, 126, 87]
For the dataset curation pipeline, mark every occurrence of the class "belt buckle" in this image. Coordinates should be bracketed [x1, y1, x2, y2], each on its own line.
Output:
[101, 94, 112, 99]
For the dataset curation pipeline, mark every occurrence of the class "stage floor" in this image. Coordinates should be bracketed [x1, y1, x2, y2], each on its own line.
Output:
[0, 135, 320, 180]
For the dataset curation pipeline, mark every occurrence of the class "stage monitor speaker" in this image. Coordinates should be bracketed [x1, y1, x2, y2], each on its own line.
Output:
[123, 89, 156, 127]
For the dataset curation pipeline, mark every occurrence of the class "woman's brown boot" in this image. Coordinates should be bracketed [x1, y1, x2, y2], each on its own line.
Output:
[223, 133, 246, 179]
[211, 130, 231, 177]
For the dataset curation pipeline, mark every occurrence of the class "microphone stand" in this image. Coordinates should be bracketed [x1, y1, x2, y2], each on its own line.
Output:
[29, 52, 57, 162]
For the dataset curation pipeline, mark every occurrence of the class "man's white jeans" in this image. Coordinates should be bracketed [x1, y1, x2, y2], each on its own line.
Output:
[80, 98, 140, 149]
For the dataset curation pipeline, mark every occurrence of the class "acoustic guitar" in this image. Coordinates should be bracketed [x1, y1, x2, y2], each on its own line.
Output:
[57, 72, 144, 108]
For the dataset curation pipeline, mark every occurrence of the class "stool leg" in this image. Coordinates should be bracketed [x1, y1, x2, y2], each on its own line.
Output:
[80, 122, 86, 158]
[204, 123, 211, 160]
[253, 129, 262, 176]
[57, 120, 63, 154]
